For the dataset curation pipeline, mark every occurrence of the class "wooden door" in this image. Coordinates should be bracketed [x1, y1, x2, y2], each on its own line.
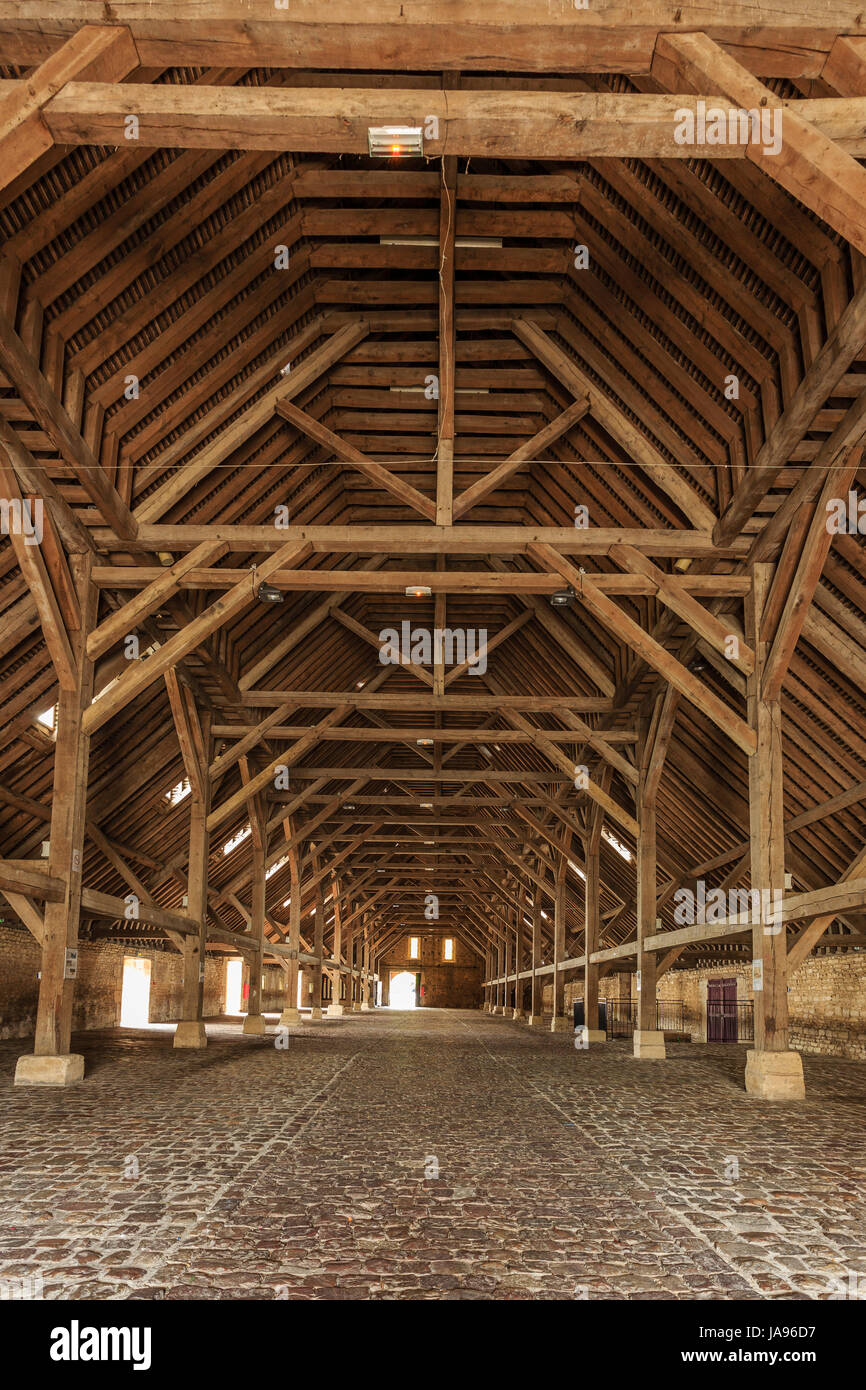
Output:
[707, 978, 738, 1042]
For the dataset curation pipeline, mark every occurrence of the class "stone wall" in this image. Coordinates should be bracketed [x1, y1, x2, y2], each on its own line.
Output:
[0, 925, 287, 1040]
[542, 952, 866, 1060]
[380, 932, 483, 1009]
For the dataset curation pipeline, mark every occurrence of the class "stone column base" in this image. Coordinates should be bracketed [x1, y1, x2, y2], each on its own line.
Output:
[14, 1053, 84, 1086]
[360, 1002, 372, 1011]
[633, 1029, 666, 1059]
[278, 1007, 302, 1026]
[745, 1049, 805, 1100]
[242, 1014, 266, 1035]
[550, 1016, 572, 1033]
[173, 1021, 207, 1049]
[309, 1006, 323, 1020]
[326, 1003, 347, 1017]
[352, 1002, 362, 1013]
[494, 1005, 506, 1015]
[512, 1009, 525, 1020]
[527, 1014, 545, 1027]
[582, 1029, 607, 1043]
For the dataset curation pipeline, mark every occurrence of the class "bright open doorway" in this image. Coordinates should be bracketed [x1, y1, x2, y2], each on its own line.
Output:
[120, 957, 151, 1027]
[389, 970, 417, 1009]
[225, 958, 244, 1014]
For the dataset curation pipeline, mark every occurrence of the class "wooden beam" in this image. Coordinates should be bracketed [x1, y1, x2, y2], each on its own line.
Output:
[0, 9, 853, 78]
[27, 82, 866, 158]
[81, 541, 313, 734]
[654, 31, 866, 258]
[87, 541, 228, 662]
[0, 319, 138, 541]
[608, 544, 755, 676]
[513, 318, 716, 530]
[452, 398, 589, 520]
[529, 543, 757, 756]
[0, 24, 138, 193]
[761, 450, 862, 701]
[0, 454, 76, 690]
[436, 150, 457, 526]
[92, 523, 753, 558]
[134, 321, 369, 524]
[275, 398, 436, 520]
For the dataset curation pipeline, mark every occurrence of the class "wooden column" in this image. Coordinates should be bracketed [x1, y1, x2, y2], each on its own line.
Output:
[551, 853, 570, 1031]
[278, 839, 302, 1025]
[174, 753, 211, 1048]
[503, 923, 513, 1015]
[327, 872, 346, 1015]
[582, 841, 605, 1042]
[242, 837, 267, 1035]
[16, 553, 97, 1086]
[513, 899, 525, 1019]
[361, 923, 372, 1009]
[310, 851, 324, 1019]
[744, 563, 805, 1099]
[634, 716, 665, 1058]
[528, 900, 544, 1025]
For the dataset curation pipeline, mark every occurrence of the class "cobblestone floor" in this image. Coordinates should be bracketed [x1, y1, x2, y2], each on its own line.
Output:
[1, 1008, 864, 1301]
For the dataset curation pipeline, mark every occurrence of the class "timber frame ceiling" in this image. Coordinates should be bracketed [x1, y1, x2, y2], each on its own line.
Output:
[0, 3, 865, 982]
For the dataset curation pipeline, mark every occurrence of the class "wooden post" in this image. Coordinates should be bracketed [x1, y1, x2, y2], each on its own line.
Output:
[242, 838, 267, 1035]
[310, 864, 324, 1019]
[528, 900, 543, 1025]
[551, 853, 570, 1031]
[744, 562, 805, 1099]
[278, 839, 302, 1025]
[173, 716, 212, 1049]
[327, 871, 346, 1015]
[634, 715, 665, 1059]
[513, 899, 525, 1019]
[16, 553, 96, 1086]
[582, 841, 605, 1043]
[503, 922, 513, 1016]
[361, 923, 372, 1009]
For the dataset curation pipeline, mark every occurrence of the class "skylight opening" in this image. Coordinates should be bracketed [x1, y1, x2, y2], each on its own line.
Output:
[35, 704, 58, 738]
[165, 778, 190, 806]
[223, 824, 251, 856]
[266, 854, 289, 880]
[603, 829, 633, 863]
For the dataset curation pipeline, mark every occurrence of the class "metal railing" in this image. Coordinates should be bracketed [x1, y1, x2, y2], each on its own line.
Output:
[605, 1000, 686, 1038]
[707, 1000, 754, 1043]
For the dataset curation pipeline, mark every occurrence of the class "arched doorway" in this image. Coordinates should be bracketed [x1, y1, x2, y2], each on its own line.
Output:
[389, 970, 417, 1008]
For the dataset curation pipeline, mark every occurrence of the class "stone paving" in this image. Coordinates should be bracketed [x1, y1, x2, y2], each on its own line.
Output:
[0, 1008, 865, 1301]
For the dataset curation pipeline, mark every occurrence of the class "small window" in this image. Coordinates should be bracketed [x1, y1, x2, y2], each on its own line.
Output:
[165, 778, 190, 807]
[408, 936, 420, 959]
[443, 938, 454, 961]
[35, 704, 58, 739]
[223, 824, 251, 856]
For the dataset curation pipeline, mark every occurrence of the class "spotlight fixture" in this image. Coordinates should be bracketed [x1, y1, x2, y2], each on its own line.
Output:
[549, 587, 576, 609]
[405, 584, 432, 597]
[368, 125, 424, 158]
[257, 581, 284, 604]
[416, 737, 433, 746]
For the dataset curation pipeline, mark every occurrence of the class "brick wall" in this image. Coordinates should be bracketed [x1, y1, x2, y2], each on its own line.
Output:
[543, 952, 866, 1060]
[380, 932, 483, 1008]
[0, 926, 282, 1040]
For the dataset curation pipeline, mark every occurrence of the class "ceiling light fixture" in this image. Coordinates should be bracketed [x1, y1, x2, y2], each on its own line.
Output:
[257, 581, 284, 604]
[405, 585, 432, 597]
[368, 125, 424, 158]
[549, 587, 576, 609]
